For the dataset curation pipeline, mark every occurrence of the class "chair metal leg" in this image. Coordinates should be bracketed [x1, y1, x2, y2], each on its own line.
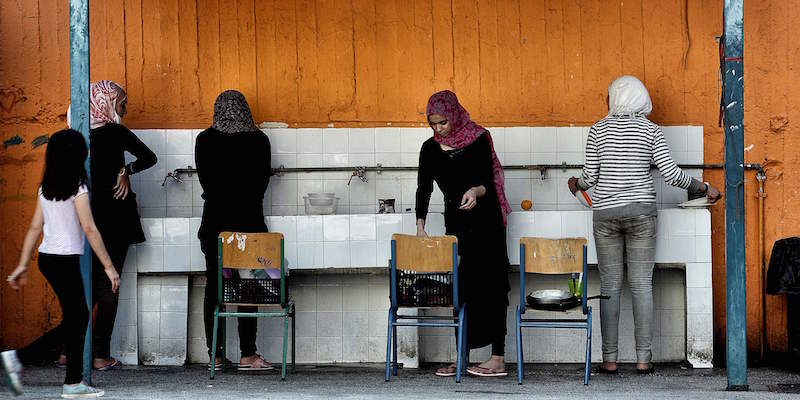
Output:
[455, 307, 466, 383]
[584, 308, 592, 385]
[291, 306, 296, 373]
[210, 307, 220, 380]
[516, 306, 524, 385]
[392, 324, 398, 376]
[281, 314, 289, 381]
[385, 310, 393, 382]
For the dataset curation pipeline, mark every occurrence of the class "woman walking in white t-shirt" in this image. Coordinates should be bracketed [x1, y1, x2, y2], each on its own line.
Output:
[1, 129, 120, 398]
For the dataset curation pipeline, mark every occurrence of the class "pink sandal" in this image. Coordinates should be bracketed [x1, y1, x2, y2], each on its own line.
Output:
[238, 354, 273, 371]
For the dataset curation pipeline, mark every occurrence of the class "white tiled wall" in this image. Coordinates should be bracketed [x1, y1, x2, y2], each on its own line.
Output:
[185, 274, 418, 366]
[130, 126, 704, 217]
[115, 209, 712, 367]
[110, 250, 138, 365]
[136, 276, 189, 366]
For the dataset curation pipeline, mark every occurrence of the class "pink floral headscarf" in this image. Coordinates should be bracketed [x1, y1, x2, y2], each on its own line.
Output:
[66, 80, 126, 130]
[426, 90, 512, 226]
[89, 80, 126, 129]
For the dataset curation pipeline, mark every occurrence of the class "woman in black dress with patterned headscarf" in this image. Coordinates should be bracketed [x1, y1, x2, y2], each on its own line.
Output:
[196, 90, 272, 370]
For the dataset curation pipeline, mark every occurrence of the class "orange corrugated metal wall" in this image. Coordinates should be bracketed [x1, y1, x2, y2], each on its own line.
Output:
[0, 0, 794, 362]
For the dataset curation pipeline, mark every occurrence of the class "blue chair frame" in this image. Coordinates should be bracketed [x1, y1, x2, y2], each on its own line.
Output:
[515, 238, 592, 385]
[385, 234, 467, 382]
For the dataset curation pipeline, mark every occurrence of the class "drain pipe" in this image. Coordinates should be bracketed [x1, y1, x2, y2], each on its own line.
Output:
[756, 167, 767, 361]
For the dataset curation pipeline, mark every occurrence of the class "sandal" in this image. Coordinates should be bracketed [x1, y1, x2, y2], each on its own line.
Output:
[93, 358, 121, 371]
[207, 359, 224, 371]
[238, 354, 273, 371]
[466, 365, 508, 377]
[595, 366, 618, 375]
[434, 364, 457, 377]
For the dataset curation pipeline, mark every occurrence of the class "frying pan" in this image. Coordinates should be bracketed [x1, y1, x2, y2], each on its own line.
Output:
[526, 289, 608, 311]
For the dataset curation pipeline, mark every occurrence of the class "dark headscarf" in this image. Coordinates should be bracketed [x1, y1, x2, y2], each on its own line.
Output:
[212, 90, 258, 134]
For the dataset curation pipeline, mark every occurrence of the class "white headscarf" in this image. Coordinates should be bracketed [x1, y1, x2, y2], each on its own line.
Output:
[607, 75, 652, 117]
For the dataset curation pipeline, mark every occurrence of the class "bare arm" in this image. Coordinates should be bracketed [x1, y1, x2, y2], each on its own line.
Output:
[75, 193, 120, 293]
[7, 200, 44, 289]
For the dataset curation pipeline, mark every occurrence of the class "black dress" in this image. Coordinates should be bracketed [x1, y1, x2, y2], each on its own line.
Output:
[89, 122, 157, 359]
[416, 133, 510, 352]
[89, 123, 156, 247]
[195, 127, 270, 357]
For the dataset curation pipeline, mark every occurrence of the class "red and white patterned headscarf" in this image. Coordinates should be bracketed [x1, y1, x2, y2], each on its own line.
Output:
[89, 80, 126, 129]
[66, 80, 126, 130]
[426, 90, 512, 226]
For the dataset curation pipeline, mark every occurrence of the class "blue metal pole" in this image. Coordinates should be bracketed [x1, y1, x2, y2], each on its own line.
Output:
[723, 0, 747, 391]
[69, 0, 92, 384]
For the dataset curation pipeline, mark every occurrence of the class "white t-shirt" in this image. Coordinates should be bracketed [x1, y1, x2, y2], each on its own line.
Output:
[38, 185, 88, 255]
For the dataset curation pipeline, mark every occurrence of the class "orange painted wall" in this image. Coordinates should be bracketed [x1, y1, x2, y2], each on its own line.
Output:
[0, 0, 791, 363]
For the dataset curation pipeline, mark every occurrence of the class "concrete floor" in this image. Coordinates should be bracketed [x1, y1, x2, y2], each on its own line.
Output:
[3, 363, 800, 399]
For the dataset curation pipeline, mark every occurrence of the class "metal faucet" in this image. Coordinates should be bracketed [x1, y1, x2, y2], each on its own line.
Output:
[347, 166, 368, 185]
[162, 170, 184, 186]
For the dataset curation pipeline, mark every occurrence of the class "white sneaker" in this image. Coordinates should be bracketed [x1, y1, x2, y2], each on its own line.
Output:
[0, 350, 23, 396]
[61, 381, 104, 398]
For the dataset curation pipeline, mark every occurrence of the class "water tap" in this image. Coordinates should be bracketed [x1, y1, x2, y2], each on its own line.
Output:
[347, 166, 368, 185]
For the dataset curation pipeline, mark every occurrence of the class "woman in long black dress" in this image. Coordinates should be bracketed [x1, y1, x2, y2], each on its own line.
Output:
[44, 81, 156, 370]
[196, 90, 272, 371]
[415, 90, 512, 377]
[88, 81, 157, 370]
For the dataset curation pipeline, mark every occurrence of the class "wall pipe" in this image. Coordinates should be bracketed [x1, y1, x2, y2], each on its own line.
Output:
[756, 169, 767, 361]
[166, 163, 762, 181]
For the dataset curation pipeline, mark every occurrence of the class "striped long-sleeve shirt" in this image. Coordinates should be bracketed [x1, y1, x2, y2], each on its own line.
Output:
[577, 116, 698, 211]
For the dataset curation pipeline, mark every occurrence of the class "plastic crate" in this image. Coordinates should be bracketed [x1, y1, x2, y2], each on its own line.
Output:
[223, 278, 283, 304]
[396, 271, 453, 307]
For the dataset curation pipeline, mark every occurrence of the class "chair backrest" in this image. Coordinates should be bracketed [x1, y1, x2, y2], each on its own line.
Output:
[389, 234, 458, 310]
[520, 237, 586, 274]
[391, 234, 457, 273]
[218, 231, 284, 270]
[519, 237, 588, 314]
[217, 231, 285, 306]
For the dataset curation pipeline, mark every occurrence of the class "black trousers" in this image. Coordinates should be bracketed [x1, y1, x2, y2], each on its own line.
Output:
[18, 254, 89, 384]
[90, 240, 129, 359]
[201, 236, 258, 358]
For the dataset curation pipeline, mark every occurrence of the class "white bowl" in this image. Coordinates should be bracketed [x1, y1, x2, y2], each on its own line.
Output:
[303, 196, 338, 215]
[307, 192, 336, 198]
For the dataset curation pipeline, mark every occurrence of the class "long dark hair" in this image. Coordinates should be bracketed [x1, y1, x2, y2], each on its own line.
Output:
[41, 129, 89, 201]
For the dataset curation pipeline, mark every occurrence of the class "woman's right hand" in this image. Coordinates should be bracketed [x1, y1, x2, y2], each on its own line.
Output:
[705, 183, 722, 203]
[6, 265, 28, 290]
[105, 267, 120, 293]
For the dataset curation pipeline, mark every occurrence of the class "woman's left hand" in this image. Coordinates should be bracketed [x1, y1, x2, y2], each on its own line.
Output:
[567, 177, 579, 195]
[114, 167, 130, 200]
[459, 188, 478, 210]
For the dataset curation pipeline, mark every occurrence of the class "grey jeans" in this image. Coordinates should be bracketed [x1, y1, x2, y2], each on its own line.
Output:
[593, 215, 657, 364]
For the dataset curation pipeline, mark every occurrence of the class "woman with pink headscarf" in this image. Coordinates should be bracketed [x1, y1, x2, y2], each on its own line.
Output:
[416, 90, 511, 378]
[49, 80, 156, 370]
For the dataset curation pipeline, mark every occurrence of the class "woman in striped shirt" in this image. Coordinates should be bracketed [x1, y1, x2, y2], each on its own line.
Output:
[568, 76, 721, 374]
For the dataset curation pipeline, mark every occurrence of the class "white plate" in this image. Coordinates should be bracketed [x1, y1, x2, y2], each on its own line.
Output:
[678, 197, 711, 208]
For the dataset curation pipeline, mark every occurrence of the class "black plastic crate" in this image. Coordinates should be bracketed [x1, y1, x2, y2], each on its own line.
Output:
[396, 271, 453, 307]
[223, 278, 283, 304]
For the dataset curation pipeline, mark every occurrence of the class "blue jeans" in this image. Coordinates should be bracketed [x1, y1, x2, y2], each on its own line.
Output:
[593, 215, 657, 364]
